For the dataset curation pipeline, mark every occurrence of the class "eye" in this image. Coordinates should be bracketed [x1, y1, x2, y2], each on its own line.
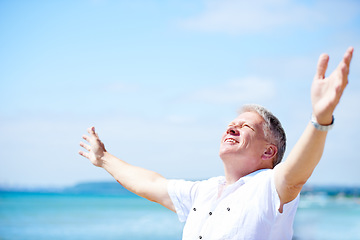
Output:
[242, 124, 255, 131]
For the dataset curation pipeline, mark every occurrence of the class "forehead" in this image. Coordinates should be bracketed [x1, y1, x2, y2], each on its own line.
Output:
[231, 111, 265, 125]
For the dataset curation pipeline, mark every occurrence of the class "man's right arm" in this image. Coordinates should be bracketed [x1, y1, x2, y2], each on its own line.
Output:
[79, 127, 175, 212]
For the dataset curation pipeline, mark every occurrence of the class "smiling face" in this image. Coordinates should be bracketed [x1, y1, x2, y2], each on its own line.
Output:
[219, 111, 272, 175]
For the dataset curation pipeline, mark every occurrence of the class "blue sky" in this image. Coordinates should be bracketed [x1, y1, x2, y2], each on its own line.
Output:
[1, 0, 359, 188]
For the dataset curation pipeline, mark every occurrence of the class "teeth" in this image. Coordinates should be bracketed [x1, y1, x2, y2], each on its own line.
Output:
[225, 138, 238, 143]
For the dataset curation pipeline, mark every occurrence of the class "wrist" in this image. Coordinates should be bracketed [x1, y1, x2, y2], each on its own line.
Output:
[313, 114, 333, 125]
[93, 151, 111, 168]
[100, 152, 126, 171]
[311, 114, 334, 131]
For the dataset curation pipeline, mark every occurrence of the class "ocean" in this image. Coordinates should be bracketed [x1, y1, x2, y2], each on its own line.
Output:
[1, 185, 359, 240]
[0, 192, 183, 240]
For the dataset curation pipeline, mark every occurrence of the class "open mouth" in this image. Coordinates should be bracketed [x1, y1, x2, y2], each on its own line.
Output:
[224, 138, 239, 144]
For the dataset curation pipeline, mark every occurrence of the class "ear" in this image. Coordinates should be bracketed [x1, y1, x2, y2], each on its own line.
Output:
[261, 144, 278, 161]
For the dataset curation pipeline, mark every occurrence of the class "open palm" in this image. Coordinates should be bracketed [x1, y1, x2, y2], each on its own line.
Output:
[311, 47, 354, 125]
[79, 127, 107, 167]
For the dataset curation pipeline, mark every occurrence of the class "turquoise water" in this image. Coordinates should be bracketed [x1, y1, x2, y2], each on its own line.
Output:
[293, 195, 360, 240]
[0, 192, 183, 240]
[1, 192, 359, 240]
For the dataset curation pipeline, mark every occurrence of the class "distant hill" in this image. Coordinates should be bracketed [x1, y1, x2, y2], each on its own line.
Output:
[63, 181, 136, 196]
[0, 181, 137, 197]
[301, 185, 360, 198]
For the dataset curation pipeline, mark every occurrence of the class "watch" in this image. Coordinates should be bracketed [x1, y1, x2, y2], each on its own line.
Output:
[311, 114, 335, 132]
[311, 114, 334, 131]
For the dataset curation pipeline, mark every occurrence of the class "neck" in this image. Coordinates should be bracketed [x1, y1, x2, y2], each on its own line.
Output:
[221, 155, 270, 186]
[223, 166, 250, 186]
[224, 166, 270, 186]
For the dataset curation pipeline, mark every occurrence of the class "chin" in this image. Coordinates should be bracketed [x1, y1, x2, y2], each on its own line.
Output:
[219, 150, 238, 162]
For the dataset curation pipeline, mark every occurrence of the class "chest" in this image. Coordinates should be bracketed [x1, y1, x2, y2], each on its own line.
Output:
[182, 182, 274, 239]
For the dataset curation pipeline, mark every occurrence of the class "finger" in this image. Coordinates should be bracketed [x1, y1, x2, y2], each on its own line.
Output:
[87, 126, 97, 138]
[343, 46, 354, 66]
[338, 47, 354, 73]
[79, 141, 91, 152]
[82, 134, 90, 143]
[339, 62, 349, 79]
[340, 47, 354, 73]
[316, 53, 329, 79]
[78, 150, 90, 159]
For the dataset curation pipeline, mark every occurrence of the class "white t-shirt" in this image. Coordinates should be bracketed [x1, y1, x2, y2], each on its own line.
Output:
[168, 169, 299, 240]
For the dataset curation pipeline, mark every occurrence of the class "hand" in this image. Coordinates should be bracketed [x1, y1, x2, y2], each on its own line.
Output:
[311, 47, 354, 125]
[79, 127, 107, 167]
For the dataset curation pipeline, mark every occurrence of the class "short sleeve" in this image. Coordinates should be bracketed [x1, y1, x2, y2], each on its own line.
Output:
[269, 171, 300, 239]
[270, 171, 300, 215]
[168, 179, 200, 222]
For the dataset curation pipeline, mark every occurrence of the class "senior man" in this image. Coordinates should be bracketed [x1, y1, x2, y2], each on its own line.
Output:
[79, 47, 354, 239]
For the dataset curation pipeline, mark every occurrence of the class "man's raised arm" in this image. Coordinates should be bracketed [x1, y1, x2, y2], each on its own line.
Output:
[79, 127, 175, 212]
[274, 47, 354, 207]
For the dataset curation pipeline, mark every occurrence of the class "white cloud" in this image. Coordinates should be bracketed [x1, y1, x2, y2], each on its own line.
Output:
[0, 112, 222, 187]
[179, 0, 359, 34]
[189, 76, 276, 104]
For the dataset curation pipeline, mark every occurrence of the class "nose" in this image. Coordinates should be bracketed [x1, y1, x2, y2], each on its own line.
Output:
[227, 126, 239, 135]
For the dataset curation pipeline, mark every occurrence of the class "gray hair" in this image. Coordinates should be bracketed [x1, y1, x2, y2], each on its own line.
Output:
[239, 104, 286, 168]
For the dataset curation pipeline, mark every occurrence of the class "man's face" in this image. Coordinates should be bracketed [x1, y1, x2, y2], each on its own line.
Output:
[219, 111, 268, 165]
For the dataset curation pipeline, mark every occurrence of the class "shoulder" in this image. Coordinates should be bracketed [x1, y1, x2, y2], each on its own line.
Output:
[168, 176, 223, 192]
[244, 169, 274, 183]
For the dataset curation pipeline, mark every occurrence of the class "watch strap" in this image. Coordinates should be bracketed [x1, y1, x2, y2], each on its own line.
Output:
[311, 114, 334, 131]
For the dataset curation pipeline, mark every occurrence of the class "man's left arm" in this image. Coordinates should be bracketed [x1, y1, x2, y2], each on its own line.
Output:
[274, 47, 354, 207]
